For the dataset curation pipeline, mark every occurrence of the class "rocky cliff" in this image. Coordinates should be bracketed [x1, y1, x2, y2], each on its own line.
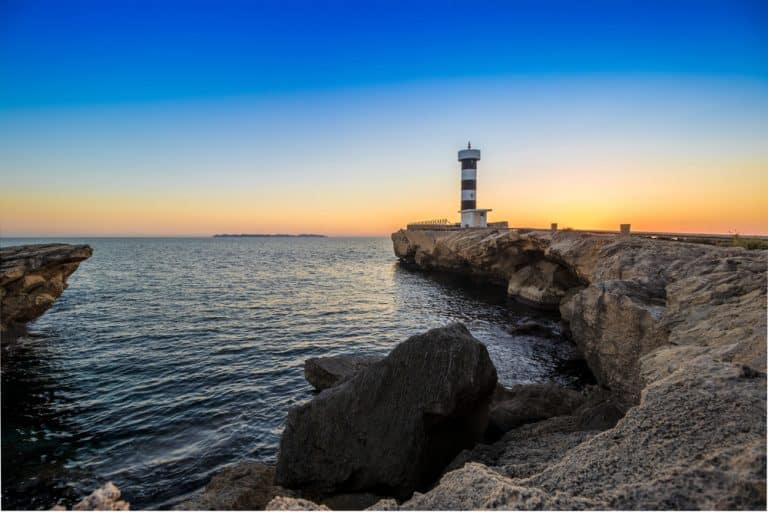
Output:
[1, 244, 93, 333]
[393, 228, 765, 403]
[379, 228, 766, 509]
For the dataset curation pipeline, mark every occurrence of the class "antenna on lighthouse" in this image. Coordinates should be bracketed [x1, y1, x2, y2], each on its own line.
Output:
[467, 141, 471, 149]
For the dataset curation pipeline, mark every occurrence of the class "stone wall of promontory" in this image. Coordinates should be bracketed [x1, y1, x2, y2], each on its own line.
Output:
[373, 227, 765, 509]
[1, 243, 93, 333]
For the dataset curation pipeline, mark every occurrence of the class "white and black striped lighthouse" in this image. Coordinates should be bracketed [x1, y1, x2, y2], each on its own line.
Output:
[458, 142, 491, 228]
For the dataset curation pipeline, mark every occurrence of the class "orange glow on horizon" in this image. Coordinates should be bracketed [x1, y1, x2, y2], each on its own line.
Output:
[2, 157, 766, 238]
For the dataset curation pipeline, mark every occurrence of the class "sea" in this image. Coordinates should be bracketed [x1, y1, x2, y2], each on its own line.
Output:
[0, 237, 592, 509]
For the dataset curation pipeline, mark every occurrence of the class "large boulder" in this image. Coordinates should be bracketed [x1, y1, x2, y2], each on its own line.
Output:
[275, 323, 498, 499]
[1, 243, 92, 332]
[304, 355, 382, 391]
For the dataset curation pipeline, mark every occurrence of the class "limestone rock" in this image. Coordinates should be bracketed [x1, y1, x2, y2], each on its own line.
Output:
[528, 357, 766, 509]
[365, 498, 399, 510]
[506, 259, 580, 309]
[1, 243, 92, 332]
[304, 355, 382, 391]
[560, 280, 669, 404]
[487, 383, 586, 439]
[450, 386, 622, 478]
[319, 492, 382, 510]
[276, 323, 497, 498]
[398, 358, 765, 510]
[389, 229, 766, 509]
[266, 496, 329, 510]
[53, 482, 129, 511]
[175, 463, 292, 510]
[401, 462, 597, 510]
[661, 251, 767, 373]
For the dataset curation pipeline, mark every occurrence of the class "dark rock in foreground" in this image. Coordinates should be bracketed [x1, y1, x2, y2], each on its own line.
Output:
[276, 323, 498, 499]
[304, 355, 383, 391]
[1, 243, 92, 332]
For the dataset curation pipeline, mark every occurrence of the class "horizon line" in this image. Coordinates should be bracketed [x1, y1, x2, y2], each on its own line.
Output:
[2, 228, 767, 239]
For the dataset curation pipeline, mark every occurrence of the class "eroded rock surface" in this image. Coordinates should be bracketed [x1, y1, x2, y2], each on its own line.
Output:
[266, 496, 330, 511]
[486, 383, 586, 440]
[276, 323, 497, 499]
[401, 357, 765, 510]
[1, 244, 92, 332]
[52, 482, 129, 511]
[389, 228, 766, 509]
[304, 355, 382, 391]
[176, 463, 292, 510]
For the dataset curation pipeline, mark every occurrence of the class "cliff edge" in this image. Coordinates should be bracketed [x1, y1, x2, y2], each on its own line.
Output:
[1, 243, 93, 333]
[380, 228, 766, 509]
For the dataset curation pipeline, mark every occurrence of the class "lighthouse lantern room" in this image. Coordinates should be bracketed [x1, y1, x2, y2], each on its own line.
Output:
[458, 142, 492, 228]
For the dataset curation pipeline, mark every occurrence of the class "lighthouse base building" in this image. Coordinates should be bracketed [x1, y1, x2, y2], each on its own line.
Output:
[458, 143, 492, 228]
[460, 208, 492, 228]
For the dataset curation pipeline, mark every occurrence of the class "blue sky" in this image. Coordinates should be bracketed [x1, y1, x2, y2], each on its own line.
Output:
[1, 0, 767, 235]
[2, 0, 766, 107]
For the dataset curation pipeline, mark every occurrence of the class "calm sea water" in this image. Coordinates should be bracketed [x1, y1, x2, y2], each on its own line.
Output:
[1, 237, 590, 509]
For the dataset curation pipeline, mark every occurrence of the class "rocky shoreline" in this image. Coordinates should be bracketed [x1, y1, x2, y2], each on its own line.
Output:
[181, 228, 765, 510]
[378, 228, 766, 508]
[4, 234, 766, 510]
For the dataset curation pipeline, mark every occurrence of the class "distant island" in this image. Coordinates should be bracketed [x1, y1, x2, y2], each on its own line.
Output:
[213, 233, 327, 238]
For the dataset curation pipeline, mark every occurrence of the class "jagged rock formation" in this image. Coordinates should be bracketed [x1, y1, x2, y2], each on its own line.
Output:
[175, 463, 294, 510]
[51, 482, 129, 511]
[276, 324, 498, 499]
[377, 228, 767, 509]
[1, 244, 92, 332]
[304, 355, 382, 391]
[393, 229, 766, 403]
[266, 496, 330, 510]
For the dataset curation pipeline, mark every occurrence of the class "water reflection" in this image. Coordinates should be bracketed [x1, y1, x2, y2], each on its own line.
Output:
[2, 336, 84, 509]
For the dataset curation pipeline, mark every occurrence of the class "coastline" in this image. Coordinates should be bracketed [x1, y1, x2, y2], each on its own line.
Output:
[176, 227, 766, 509]
[3, 232, 765, 510]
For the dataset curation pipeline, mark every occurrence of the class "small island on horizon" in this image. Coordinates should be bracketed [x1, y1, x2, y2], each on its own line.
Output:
[213, 233, 327, 238]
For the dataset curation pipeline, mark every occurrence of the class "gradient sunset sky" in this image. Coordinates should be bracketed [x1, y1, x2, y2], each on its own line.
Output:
[1, 0, 767, 236]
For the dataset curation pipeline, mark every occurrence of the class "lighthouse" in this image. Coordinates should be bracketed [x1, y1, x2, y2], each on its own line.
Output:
[458, 142, 491, 228]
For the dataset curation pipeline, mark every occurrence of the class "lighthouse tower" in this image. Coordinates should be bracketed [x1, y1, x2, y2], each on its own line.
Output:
[458, 142, 491, 228]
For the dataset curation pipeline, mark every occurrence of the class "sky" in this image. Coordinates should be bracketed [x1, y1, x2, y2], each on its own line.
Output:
[1, 0, 767, 236]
